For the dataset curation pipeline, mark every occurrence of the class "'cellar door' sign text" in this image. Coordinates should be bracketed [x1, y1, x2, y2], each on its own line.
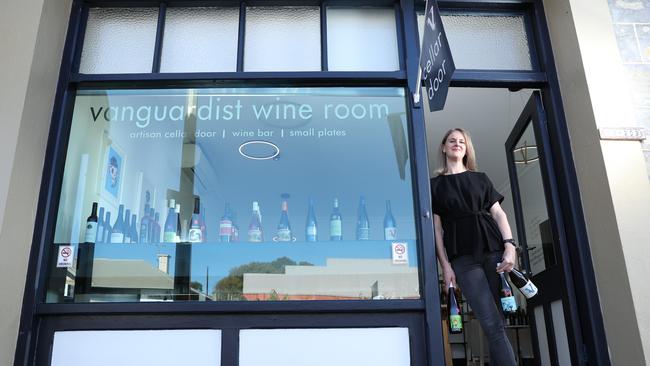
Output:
[419, 0, 455, 112]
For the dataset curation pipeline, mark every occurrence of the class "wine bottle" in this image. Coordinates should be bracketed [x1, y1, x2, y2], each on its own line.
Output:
[139, 203, 151, 243]
[124, 209, 132, 243]
[175, 203, 181, 243]
[103, 211, 112, 243]
[356, 196, 370, 240]
[305, 197, 317, 242]
[231, 211, 240, 242]
[96, 206, 105, 243]
[276, 193, 292, 242]
[111, 204, 125, 243]
[84, 202, 99, 243]
[248, 201, 263, 243]
[383, 200, 397, 240]
[130, 214, 138, 243]
[163, 199, 177, 243]
[330, 198, 342, 241]
[508, 268, 539, 299]
[447, 283, 463, 334]
[499, 271, 518, 314]
[189, 197, 203, 243]
[200, 202, 207, 242]
[153, 210, 160, 243]
[219, 203, 233, 242]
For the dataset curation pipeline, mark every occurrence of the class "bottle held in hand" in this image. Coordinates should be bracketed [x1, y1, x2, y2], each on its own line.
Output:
[447, 283, 463, 334]
[508, 268, 539, 299]
[499, 269, 517, 314]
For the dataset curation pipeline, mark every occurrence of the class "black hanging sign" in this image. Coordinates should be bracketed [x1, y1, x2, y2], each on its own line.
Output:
[417, 0, 456, 112]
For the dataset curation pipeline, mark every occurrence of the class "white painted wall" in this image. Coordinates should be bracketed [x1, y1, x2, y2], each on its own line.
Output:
[542, 0, 650, 363]
[0, 1, 71, 364]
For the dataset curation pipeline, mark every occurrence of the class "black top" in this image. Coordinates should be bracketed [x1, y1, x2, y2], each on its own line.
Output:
[430, 170, 505, 260]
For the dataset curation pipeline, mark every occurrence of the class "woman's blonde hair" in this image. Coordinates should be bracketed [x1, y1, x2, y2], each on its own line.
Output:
[437, 128, 477, 175]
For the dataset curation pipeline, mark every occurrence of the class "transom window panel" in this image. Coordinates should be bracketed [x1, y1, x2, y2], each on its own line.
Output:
[244, 7, 321, 71]
[327, 8, 400, 71]
[160, 7, 239, 73]
[418, 13, 533, 70]
[47, 87, 420, 303]
[79, 8, 159, 74]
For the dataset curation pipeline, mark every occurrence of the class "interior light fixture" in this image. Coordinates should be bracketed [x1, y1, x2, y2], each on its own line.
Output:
[513, 140, 539, 164]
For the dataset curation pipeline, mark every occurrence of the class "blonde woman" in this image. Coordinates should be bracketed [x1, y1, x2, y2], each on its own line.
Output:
[430, 128, 518, 366]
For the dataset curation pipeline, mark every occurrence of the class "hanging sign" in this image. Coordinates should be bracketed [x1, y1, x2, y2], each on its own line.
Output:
[416, 0, 456, 112]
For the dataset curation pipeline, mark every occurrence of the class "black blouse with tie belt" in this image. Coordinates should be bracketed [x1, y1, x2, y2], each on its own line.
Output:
[430, 170, 505, 261]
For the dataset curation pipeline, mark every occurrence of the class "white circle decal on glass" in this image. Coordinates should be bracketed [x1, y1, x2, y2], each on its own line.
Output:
[238, 140, 280, 160]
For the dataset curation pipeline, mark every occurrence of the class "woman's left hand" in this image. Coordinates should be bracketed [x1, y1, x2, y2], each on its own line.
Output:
[496, 245, 517, 273]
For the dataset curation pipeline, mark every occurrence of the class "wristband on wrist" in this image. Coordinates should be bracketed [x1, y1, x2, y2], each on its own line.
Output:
[502, 238, 518, 248]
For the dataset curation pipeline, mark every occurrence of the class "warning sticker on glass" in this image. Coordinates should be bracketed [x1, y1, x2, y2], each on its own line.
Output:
[391, 242, 408, 265]
[57, 245, 75, 268]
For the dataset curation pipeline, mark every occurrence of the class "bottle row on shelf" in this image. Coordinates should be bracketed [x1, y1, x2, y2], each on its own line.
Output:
[82, 194, 400, 244]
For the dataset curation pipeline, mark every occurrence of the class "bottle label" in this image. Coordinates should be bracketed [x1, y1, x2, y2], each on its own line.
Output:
[163, 231, 176, 243]
[188, 228, 203, 243]
[357, 227, 369, 240]
[330, 220, 342, 236]
[519, 280, 539, 298]
[219, 220, 233, 236]
[306, 225, 317, 240]
[501, 296, 517, 312]
[84, 222, 97, 243]
[449, 315, 463, 332]
[110, 232, 125, 243]
[140, 223, 149, 243]
[277, 228, 292, 242]
[248, 228, 262, 242]
[384, 227, 397, 240]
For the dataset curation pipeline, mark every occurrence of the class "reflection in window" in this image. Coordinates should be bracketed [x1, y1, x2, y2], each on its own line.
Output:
[48, 88, 420, 303]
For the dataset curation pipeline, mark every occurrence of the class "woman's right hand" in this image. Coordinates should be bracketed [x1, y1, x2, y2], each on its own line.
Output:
[443, 265, 457, 289]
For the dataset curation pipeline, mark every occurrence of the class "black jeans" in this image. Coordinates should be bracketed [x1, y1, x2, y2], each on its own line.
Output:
[451, 251, 517, 366]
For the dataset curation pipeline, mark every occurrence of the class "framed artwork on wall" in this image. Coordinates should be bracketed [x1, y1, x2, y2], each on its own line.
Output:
[100, 141, 126, 207]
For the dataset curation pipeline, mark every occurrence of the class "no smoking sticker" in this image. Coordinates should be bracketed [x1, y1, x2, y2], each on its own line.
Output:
[391, 242, 409, 265]
[57, 245, 74, 268]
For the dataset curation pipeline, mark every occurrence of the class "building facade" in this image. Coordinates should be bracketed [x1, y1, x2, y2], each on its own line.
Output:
[1, 0, 649, 365]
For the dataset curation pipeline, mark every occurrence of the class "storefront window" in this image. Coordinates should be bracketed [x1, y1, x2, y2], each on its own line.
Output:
[47, 87, 420, 303]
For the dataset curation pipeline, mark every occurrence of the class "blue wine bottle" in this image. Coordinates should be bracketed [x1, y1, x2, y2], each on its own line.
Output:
[102, 211, 111, 243]
[124, 209, 132, 243]
[305, 197, 317, 242]
[96, 206, 105, 243]
[139, 203, 151, 243]
[383, 200, 397, 240]
[130, 214, 138, 243]
[111, 204, 125, 243]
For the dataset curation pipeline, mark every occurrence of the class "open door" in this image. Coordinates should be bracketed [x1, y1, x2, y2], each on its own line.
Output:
[505, 91, 579, 366]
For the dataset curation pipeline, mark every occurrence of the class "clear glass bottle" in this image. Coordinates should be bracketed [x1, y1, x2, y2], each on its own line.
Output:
[356, 196, 370, 240]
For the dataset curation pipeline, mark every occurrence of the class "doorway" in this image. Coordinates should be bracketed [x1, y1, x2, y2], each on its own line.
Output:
[424, 88, 575, 365]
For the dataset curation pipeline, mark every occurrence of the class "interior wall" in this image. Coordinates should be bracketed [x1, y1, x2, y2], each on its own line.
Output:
[542, 0, 650, 364]
[0, 1, 71, 364]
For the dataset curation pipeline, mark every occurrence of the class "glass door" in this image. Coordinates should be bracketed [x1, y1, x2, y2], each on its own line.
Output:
[505, 91, 576, 366]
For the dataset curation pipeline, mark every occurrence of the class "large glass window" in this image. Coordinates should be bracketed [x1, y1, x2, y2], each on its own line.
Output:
[47, 87, 420, 303]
